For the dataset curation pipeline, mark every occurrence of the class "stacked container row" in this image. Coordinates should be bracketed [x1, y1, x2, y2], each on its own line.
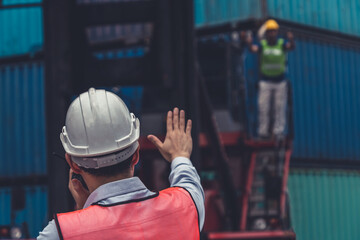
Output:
[2, 0, 360, 56]
[0, 61, 47, 237]
[0, 62, 46, 176]
[194, 0, 360, 37]
[194, 0, 262, 27]
[0, 4, 43, 57]
[0, 186, 48, 237]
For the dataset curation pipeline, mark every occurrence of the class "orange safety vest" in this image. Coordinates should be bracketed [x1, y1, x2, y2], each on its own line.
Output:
[55, 187, 200, 240]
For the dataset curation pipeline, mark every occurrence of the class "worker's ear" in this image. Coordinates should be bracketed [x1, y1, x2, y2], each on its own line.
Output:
[65, 153, 82, 174]
[130, 147, 140, 170]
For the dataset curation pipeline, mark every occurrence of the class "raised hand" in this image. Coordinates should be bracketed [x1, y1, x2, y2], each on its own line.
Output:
[147, 108, 193, 162]
[246, 31, 253, 44]
[287, 31, 294, 40]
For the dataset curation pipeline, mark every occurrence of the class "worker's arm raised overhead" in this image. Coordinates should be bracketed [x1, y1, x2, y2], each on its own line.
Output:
[241, 31, 259, 53]
[284, 31, 296, 50]
[148, 108, 205, 231]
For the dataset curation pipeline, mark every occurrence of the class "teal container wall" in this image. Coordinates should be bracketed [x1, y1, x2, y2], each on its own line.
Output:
[0, 186, 48, 238]
[267, 0, 360, 37]
[3, 0, 41, 5]
[195, 0, 360, 37]
[2, 1, 360, 56]
[288, 169, 360, 240]
[0, 62, 47, 176]
[194, 0, 261, 27]
[243, 35, 360, 161]
[0, 6, 43, 57]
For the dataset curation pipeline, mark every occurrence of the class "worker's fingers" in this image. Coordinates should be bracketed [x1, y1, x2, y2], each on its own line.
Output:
[71, 179, 87, 193]
[186, 119, 192, 136]
[147, 135, 163, 150]
[166, 111, 173, 132]
[173, 108, 179, 130]
[68, 169, 74, 187]
[179, 110, 185, 131]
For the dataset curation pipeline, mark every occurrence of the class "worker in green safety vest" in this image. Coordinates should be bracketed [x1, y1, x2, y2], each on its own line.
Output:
[243, 19, 295, 139]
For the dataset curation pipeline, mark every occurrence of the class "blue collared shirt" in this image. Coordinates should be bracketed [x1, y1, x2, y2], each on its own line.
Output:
[37, 157, 205, 240]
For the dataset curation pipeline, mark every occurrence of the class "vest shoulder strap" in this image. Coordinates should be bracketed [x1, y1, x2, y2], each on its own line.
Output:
[260, 39, 267, 47]
[278, 38, 284, 46]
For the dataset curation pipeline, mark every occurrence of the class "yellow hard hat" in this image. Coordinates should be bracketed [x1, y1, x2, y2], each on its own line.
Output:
[265, 19, 279, 30]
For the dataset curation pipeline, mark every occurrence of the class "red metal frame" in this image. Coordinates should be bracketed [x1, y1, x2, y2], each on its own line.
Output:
[280, 149, 292, 219]
[208, 231, 296, 239]
[240, 152, 257, 231]
[139, 132, 295, 238]
[243, 139, 279, 148]
[239, 141, 293, 231]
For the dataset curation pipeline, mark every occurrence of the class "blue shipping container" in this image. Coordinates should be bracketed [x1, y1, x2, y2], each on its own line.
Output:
[194, 0, 261, 27]
[0, 62, 47, 176]
[0, 6, 43, 57]
[2, 0, 360, 58]
[243, 36, 360, 161]
[0, 186, 48, 238]
[267, 0, 360, 37]
[195, 0, 360, 37]
[3, 0, 41, 5]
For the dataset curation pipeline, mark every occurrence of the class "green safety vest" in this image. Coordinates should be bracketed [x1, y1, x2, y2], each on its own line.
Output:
[260, 38, 286, 77]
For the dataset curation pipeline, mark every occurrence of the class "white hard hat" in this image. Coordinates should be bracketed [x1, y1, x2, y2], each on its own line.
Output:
[60, 88, 140, 169]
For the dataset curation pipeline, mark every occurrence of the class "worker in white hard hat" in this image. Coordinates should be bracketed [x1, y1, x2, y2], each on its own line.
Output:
[37, 88, 204, 240]
[242, 19, 295, 140]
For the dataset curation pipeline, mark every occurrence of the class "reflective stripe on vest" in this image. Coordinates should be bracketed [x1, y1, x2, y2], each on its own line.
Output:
[260, 38, 286, 77]
[55, 187, 200, 240]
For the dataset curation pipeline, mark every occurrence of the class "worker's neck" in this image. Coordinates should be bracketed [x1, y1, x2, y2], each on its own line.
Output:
[84, 172, 133, 193]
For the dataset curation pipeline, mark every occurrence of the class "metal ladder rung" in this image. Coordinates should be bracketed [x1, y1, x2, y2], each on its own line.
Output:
[252, 180, 264, 187]
[249, 194, 265, 202]
[249, 208, 279, 217]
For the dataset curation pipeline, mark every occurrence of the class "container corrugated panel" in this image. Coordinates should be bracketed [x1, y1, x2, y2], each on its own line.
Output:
[0, 186, 48, 238]
[194, 0, 262, 27]
[0, 62, 47, 176]
[86, 23, 153, 45]
[77, 0, 154, 45]
[289, 38, 360, 160]
[288, 168, 360, 240]
[267, 0, 360, 37]
[77, 0, 146, 3]
[3, 0, 42, 5]
[0, 6, 43, 57]
[243, 36, 360, 160]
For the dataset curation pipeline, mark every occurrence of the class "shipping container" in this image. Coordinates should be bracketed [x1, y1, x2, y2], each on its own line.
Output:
[86, 23, 153, 45]
[243, 35, 360, 161]
[0, 185, 48, 238]
[2, 0, 359, 57]
[3, 0, 41, 5]
[77, 0, 143, 3]
[266, 0, 360, 37]
[288, 168, 360, 240]
[0, 62, 47, 176]
[0, 6, 43, 58]
[76, 0, 153, 45]
[194, 0, 261, 27]
[195, 0, 360, 37]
